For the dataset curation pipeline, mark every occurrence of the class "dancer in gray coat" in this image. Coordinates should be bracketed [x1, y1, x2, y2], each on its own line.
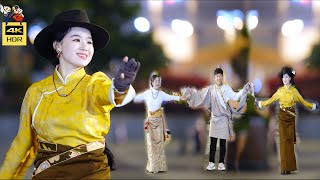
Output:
[181, 67, 251, 171]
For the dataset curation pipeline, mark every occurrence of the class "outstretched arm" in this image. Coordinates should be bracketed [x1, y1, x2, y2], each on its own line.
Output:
[225, 84, 250, 114]
[110, 56, 140, 107]
[133, 91, 147, 103]
[225, 86, 244, 101]
[162, 91, 180, 102]
[225, 82, 252, 101]
[258, 89, 280, 109]
[181, 86, 212, 109]
[294, 88, 317, 110]
[114, 56, 140, 92]
[90, 57, 139, 109]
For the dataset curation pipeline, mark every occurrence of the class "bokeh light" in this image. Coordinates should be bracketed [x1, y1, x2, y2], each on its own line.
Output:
[171, 19, 194, 37]
[281, 19, 304, 37]
[134, 17, 151, 32]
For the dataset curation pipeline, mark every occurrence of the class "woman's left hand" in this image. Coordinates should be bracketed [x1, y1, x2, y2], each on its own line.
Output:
[114, 56, 140, 92]
[180, 96, 187, 101]
[165, 130, 172, 142]
[180, 87, 191, 101]
[254, 99, 261, 109]
[243, 82, 252, 94]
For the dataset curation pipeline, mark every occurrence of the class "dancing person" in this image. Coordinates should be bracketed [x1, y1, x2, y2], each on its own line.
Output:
[133, 71, 181, 173]
[0, 9, 140, 179]
[256, 66, 318, 175]
[181, 67, 250, 171]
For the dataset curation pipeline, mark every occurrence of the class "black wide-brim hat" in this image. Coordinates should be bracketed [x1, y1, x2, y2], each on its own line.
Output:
[34, 9, 109, 60]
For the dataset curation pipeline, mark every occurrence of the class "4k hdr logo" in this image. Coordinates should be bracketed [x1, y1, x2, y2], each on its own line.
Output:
[2, 22, 27, 46]
[1, 4, 26, 46]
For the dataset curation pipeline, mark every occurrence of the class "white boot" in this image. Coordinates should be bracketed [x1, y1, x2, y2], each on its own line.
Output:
[218, 163, 226, 171]
[206, 162, 215, 171]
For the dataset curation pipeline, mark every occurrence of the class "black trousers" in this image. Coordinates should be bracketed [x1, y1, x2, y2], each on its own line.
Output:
[209, 137, 226, 163]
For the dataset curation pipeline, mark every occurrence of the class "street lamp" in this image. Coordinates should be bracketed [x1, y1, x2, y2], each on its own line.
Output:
[281, 19, 304, 37]
[217, 10, 259, 31]
[134, 17, 151, 32]
[171, 19, 194, 37]
[247, 10, 259, 30]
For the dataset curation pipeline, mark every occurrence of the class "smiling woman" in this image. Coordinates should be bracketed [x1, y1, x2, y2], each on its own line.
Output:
[0, 9, 140, 179]
[257, 66, 318, 175]
[133, 71, 181, 173]
[53, 27, 94, 74]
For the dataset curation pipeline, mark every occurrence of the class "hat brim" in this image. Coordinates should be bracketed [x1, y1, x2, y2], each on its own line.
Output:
[34, 21, 109, 60]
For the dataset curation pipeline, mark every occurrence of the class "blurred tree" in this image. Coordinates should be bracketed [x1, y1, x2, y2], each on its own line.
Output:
[21, 0, 168, 80]
[227, 21, 269, 171]
[230, 24, 250, 86]
[305, 41, 320, 70]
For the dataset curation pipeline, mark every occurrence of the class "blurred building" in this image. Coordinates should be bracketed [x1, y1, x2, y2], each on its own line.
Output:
[133, 0, 320, 96]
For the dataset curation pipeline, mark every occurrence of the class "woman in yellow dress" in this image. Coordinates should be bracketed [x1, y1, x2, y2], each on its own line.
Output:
[257, 66, 318, 175]
[0, 9, 140, 179]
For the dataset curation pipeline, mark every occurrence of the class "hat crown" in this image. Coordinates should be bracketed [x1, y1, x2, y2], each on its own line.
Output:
[34, 9, 109, 60]
[53, 10, 90, 24]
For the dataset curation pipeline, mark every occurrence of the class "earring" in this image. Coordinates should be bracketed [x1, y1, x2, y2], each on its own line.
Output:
[56, 50, 61, 59]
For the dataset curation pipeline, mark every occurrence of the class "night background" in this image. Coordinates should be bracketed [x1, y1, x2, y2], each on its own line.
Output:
[0, 0, 319, 179]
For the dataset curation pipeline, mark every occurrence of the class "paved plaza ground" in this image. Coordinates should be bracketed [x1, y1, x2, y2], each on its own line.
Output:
[0, 112, 319, 179]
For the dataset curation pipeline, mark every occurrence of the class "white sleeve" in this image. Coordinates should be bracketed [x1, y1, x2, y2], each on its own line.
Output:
[161, 91, 180, 102]
[224, 85, 243, 101]
[133, 90, 147, 103]
[182, 86, 212, 109]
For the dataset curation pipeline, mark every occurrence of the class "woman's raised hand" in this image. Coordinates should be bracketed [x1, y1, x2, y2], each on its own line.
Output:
[114, 56, 140, 92]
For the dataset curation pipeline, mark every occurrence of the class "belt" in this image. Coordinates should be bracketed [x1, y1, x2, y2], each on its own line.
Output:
[148, 108, 162, 117]
[33, 140, 105, 176]
[280, 105, 296, 117]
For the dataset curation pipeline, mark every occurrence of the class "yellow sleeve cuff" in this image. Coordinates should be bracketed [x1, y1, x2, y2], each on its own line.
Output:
[109, 79, 136, 107]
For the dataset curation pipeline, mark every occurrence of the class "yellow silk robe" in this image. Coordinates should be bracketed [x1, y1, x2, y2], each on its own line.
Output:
[0, 67, 135, 179]
[259, 85, 315, 109]
[259, 85, 316, 172]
